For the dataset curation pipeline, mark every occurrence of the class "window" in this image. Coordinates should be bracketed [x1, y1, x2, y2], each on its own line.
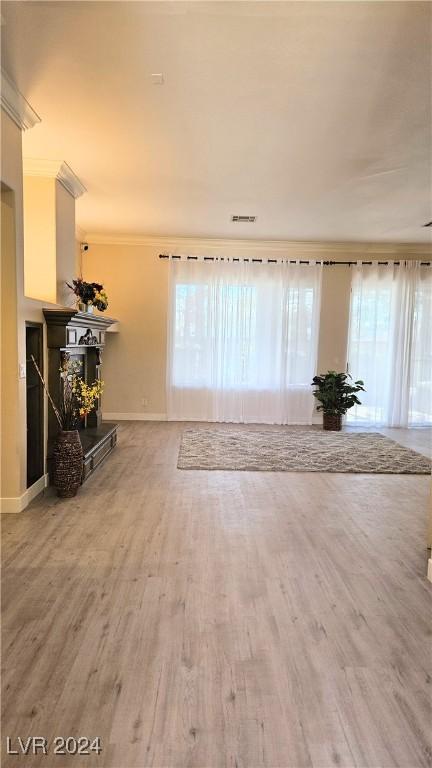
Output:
[167, 259, 322, 424]
[173, 283, 257, 388]
[410, 280, 432, 424]
[347, 262, 431, 426]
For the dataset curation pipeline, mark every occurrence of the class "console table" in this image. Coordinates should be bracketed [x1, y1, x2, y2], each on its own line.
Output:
[43, 309, 118, 483]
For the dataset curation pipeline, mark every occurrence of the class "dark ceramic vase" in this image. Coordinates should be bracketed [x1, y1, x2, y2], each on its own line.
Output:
[53, 430, 83, 497]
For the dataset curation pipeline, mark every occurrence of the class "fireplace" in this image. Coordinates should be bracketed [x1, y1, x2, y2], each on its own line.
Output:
[43, 309, 118, 483]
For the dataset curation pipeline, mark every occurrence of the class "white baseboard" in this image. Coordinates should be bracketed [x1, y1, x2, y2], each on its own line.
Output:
[106, 413, 324, 425]
[0, 473, 49, 514]
[104, 413, 167, 422]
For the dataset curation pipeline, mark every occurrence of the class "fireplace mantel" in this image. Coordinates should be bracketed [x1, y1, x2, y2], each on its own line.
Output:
[43, 308, 118, 348]
[43, 308, 119, 483]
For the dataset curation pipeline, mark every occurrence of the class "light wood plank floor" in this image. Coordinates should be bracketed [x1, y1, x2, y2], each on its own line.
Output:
[2, 423, 431, 768]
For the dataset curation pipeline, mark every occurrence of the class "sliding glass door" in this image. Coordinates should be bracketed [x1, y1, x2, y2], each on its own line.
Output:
[411, 275, 432, 423]
[347, 261, 431, 426]
[167, 258, 322, 424]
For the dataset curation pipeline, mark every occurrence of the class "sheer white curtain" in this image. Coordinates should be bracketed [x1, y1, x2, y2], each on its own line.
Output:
[166, 257, 322, 424]
[347, 260, 431, 426]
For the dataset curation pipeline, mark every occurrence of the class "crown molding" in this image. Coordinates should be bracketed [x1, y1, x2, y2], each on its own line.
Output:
[23, 158, 86, 198]
[1, 70, 40, 130]
[85, 233, 432, 257]
[57, 162, 86, 199]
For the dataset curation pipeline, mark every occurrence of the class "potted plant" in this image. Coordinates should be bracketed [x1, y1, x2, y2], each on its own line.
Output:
[311, 371, 365, 431]
[31, 355, 104, 497]
[67, 278, 109, 313]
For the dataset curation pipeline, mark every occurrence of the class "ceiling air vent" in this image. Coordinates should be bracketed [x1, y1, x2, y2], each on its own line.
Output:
[231, 215, 256, 223]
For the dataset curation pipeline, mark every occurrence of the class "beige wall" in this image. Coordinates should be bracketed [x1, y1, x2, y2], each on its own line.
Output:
[83, 243, 169, 416]
[23, 176, 77, 305]
[84, 239, 429, 419]
[317, 265, 352, 373]
[1, 188, 21, 497]
[1, 108, 78, 509]
[56, 182, 76, 305]
[1, 110, 27, 502]
[83, 241, 357, 417]
[23, 176, 57, 303]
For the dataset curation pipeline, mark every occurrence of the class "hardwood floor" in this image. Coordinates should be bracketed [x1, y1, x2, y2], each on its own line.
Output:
[1, 422, 431, 768]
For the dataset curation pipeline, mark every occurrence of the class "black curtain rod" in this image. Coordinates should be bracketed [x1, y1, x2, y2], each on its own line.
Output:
[159, 254, 431, 266]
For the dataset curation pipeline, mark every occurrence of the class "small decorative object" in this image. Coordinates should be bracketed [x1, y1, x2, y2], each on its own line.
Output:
[67, 278, 109, 312]
[79, 302, 94, 314]
[31, 355, 104, 497]
[78, 328, 99, 345]
[311, 371, 365, 431]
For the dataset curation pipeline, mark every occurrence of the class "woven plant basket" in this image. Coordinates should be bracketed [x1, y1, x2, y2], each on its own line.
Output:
[323, 413, 342, 431]
[53, 430, 83, 497]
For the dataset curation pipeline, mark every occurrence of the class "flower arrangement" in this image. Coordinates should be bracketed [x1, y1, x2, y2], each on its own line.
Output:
[67, 278, 109, 312]
[31, 354, 104, 430]
[73, 376, 104, 419]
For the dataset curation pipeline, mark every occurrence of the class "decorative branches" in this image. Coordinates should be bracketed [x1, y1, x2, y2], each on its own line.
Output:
[31, 355, 104, 431]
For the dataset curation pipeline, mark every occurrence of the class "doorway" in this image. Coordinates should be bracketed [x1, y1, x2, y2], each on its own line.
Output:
[26, 323, 44, 488]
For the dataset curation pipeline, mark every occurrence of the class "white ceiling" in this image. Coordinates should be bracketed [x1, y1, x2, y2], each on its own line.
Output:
[1, 1, 431, 242]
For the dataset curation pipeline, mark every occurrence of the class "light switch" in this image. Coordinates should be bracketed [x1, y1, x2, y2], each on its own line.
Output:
[19, 363, 26, 379]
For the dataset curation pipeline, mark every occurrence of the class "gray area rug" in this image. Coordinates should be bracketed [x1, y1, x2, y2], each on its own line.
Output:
[177, 428, 431, 474]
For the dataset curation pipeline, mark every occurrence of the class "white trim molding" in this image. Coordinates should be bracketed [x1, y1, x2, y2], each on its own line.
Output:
[57, 162, 86, 199]
[0, 473, 49, 514]
[1, 69, 40, 130]
[23, 158, 87, 198]
[428, 557, 432, 583]
[103, 413, 167, 422]
[85, 233, 432, 258]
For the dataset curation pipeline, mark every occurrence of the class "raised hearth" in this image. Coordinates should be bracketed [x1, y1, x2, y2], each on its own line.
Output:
[80, 422, 118, 481]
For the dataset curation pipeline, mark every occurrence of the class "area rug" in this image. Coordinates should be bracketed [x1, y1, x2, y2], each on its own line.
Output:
[177, 428, 431, 474]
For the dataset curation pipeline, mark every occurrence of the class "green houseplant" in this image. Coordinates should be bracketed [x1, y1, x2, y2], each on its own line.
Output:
[311, 371, 365, 431]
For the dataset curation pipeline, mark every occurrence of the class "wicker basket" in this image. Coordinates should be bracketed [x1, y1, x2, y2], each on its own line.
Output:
[323, 413, 342, 431]
[53, 430, 83, 497]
